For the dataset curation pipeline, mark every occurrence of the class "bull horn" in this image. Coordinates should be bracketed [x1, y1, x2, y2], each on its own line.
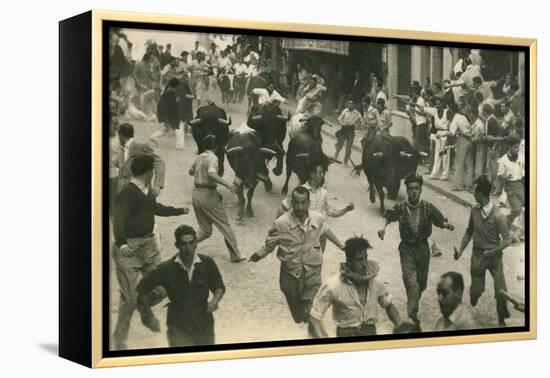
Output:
[218, 118, 230, 125]
[372, 152, 384, 158]
[418, 151, 429, 157]
[189, 118, 202, 125]
[276, 115, 288, 120]
[260, 147, 277, 156]
[250, 115, 262, 121]
[295, 153, 310, 159]
[225, 146, 244, 155]
[400, 151, 413, 158]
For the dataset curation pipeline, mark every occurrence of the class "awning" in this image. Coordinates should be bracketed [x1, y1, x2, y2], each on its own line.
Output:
[282, 38, 349, 56]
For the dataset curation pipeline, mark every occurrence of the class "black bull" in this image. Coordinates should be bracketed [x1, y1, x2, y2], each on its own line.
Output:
[353, 135, 428, 213]
[189, 103, 231, 176]
[282, 116, 336, 195]
[226, 128, 277, 221]
[248, 103, 289, 177]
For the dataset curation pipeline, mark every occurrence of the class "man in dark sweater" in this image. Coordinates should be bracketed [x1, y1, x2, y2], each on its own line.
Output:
[454, 175, 512, 326]
[377, 174, 455, 326]
[112, 154, 189, 350]
[137, 225, 225, 347]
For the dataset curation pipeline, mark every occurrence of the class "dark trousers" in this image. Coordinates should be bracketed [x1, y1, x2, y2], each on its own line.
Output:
[413, 123, 430, 157]
[399, 240, 430, 320]
[336, 324, 377, 337]
[470, 248, 510, 321]
[109, 177, 118, 216]
[279, 265, 322, 324]
[334, 126, 355, 164]
[167, 324, 215, 347]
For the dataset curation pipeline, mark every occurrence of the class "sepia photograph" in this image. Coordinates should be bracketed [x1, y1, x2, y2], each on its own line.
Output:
[106, 21, 529, 355]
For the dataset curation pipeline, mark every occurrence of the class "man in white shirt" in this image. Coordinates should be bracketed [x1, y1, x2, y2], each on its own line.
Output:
[434, 272, 477, 331]
[449, 105, 474, 191]
[407, 86, 430, 159]
[498, 136, 525, 228]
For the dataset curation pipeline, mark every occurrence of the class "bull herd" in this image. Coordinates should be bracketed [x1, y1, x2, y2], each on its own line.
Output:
[188, 101, 427, 220]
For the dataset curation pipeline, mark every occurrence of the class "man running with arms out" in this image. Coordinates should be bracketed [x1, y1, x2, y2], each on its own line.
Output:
[249, 186, 345, 334]
[189, 134, 246, 263]
[377, 174, 455, 327]
[112, 154, 189, 349]
[309, 236, 401, 338]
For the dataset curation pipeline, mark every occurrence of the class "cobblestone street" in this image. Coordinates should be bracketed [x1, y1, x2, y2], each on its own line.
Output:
[110, 87, 526, 350]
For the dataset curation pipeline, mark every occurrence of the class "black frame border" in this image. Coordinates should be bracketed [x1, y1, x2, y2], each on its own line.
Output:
[101, 19, 531, 360]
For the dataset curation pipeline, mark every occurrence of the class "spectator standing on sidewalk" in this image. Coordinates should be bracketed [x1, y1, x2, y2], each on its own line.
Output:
[450, 103, 474, 191]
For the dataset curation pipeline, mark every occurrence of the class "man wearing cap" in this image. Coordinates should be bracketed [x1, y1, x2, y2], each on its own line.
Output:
[189, 135, 246, 263]
[112, 154, 189, 349]
[378, 174, 455, 326]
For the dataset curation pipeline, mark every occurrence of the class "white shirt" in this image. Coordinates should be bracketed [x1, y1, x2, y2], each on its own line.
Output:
[411, 96, 427, 125]
[233, 62, 248, 75]
[175, 253, 202, 281]
[252, 88, 284, 105]
[449, 114, 471, 137]
[481, 201, 494, 220]
[424, 107, 449, 131]
[498, 153, 525, 182]
[123, 137, 134, 163]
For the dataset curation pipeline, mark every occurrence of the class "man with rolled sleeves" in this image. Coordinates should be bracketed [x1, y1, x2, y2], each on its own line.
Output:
[378, 174, 455, 326]
[189, 134, 245, 262]
[249, 185, 345, 332]
[454, 175, 512, 326]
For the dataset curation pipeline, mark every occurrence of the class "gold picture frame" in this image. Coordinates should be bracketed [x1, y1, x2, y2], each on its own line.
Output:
[59, 9, 536, 368]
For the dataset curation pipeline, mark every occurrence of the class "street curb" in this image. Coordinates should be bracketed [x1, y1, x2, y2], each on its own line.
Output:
[320, 127, 474, 209]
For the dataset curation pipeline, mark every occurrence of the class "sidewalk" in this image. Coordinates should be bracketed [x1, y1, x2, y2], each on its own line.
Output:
[281, 100, 475, 208]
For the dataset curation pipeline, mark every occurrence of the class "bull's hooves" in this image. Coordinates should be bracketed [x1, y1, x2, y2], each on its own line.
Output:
[264, 181, 273, 192]
[369, 193, 376, 203]
[281, 188, 288, 195]
[246, 210, 255, 217]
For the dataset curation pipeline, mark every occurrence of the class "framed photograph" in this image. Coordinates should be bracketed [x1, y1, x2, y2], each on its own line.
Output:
[59, 10, 537, 368]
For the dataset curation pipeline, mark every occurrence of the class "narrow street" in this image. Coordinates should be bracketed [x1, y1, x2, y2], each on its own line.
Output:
[110, 86, 525, 350]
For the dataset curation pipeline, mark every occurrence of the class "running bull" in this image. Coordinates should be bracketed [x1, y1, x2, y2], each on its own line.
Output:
[248, 102, 290, 178]
[189, 101, 231, 176]
[353, 135, 428, 213]
[226, 123, 277, 221]
[282, 115, 337, 195]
